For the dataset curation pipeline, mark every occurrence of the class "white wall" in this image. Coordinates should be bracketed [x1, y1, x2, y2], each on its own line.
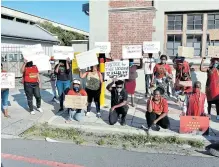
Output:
[89, 0, 109, 49]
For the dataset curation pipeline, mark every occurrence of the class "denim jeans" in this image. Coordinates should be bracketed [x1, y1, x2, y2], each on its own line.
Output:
[56, 80, 71, 108]
[50, 80, 57, 98]
[1, 89, 9, 109]
[68, 109, 83, 122]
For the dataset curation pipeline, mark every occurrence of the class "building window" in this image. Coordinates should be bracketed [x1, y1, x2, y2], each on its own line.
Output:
[206, 34, 219, 55]
[1, 14, 14, 20]
[208, 13, 219, 29]
[187, 14, 203, 30]
[16, 18, 28, 24]
[167, 15, 183, 30]
[167, 34, 182, 56]
[187, 35, 202, 56]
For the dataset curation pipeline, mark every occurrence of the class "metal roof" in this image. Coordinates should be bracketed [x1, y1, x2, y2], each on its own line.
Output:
[1, 18, 59, 43]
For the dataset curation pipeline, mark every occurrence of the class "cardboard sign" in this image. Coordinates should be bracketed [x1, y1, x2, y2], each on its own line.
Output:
[53, 45, 74, 60]
[64, 95, 87, 109]
[178, 46, 194, 58]
[208, 46, 219, 58]
[178, 81, 192, 87]
[20, 44, 46, 61]
[143, 41, 160, 53]
[105, 60, 129, 80]
[33, 56, 51, 71]
[76, 49, 99, 69]
[122, 45, 142, 59]
[1, 72, 15, 88]
[180, 116, 209, 134]
[209, 29, 219, 40]
[95, 42, 111, 54]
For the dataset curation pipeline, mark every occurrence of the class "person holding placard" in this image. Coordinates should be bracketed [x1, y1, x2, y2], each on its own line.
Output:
[151, 55, 173, 97]
[125, 59, 143, 107]
[107, 80, 129, 126]
[64, 79, 87, 123]
[54, 59, 71, 112]
[146, 89, 170, 131]
[20, 60, 43, 115]
[1, 63, 10, 118]
[80, 65, 103, 117]
[200, 57, 219, 120]
[143, 53, 156, 97]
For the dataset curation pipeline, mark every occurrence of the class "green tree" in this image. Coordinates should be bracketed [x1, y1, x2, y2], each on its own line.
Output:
[38, 21, 87, 46]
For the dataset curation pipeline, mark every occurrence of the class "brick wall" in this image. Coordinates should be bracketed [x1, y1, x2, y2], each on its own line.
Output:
[109, 0, 155, 59]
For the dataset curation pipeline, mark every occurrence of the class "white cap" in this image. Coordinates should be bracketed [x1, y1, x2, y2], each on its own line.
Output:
[72, 79, 81, 85]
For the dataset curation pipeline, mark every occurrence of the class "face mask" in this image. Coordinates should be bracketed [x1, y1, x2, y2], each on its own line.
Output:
[73, 86, 79, 92]
[161, 60, 166, 64]
[129, 62, 134, 67]
[213, 63, 219, 68]
[193, 88, 200, 93]
[116, 88, 122, 93]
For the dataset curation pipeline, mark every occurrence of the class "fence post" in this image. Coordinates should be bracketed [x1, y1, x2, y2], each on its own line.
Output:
[99, 55, 105, 107]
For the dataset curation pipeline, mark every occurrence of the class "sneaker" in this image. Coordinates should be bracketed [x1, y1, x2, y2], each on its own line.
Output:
[209, 148, 219, 157]
[96, 112, 101, 118]
[85, 112, 90, 116]
[30, 111, 35, 115]
[37, 108, 43, 113]
[151, 124, 160, 131]
[121, 118, 126, 126]
[216, 115, 219, 120]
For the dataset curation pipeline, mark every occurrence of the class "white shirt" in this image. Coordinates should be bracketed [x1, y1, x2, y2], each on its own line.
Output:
[143, 58, 156, 74]
[182, 95, 208, 115]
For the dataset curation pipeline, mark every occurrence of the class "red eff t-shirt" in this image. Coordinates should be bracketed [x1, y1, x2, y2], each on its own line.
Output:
[153, 64, 172, 79]
[24, 66, 39, 83]
[147, 98, 169, 115]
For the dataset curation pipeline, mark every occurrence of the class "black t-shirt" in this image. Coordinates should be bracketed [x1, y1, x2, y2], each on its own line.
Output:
[54, 64, 70, 81]
[110, 88, 128, 107]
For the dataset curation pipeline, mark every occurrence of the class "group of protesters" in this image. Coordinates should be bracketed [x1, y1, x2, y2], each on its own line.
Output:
[1, 53, 219, 131]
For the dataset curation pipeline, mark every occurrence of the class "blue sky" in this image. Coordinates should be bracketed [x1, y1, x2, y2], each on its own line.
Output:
[2, 1, 89, 32]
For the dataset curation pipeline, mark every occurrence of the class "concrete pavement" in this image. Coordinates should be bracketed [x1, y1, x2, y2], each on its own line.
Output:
[2, 139, 219, 167]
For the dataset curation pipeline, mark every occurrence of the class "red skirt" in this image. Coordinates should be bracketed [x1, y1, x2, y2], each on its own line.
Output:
[125, 80, 136, 95]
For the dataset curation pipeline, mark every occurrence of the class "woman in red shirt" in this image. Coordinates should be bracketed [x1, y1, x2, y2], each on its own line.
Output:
[146, 89, 170, 131]
[20, 60, 42, 115]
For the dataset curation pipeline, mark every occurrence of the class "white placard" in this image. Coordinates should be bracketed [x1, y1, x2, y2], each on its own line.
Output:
[143, 41, 160, 53]
[105, 60, 129, 80]
[76, 49, 99, 69]
[53, 45, 74, 60]
[122, 45, 142, 59]
[1, 73, 15, 88]
[33, 56, 51, 71]
[95, 42, 111, 54]
[20, 44, 46, 61]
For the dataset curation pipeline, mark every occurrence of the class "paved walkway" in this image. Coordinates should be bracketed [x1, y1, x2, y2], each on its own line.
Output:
[2, 88, 219, 144]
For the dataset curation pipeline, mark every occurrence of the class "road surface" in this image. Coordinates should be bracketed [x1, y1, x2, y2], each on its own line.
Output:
[1, 139, 219, 167]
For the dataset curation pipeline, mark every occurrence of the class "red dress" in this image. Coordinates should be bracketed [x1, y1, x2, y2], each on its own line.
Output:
[125, 66, 137, 95]
[206, 68, 219, 102]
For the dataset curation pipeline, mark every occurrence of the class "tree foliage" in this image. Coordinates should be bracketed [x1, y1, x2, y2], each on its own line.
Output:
[39, 21, 87, 46]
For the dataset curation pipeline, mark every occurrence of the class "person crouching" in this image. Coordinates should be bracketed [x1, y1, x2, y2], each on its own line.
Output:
[146, 89, 170, 131]
[106, 80, 129, 126]
[65, 79, 87, 123]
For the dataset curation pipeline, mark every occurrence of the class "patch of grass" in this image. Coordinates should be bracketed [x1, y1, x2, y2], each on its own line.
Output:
[20, 124, 204, 149]
[122, 143, 129, 150]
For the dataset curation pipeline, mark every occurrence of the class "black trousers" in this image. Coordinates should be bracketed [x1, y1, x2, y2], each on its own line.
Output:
[109, 106, 129, 125]
[24, 82, 41, 111]
[208, 100, 219, 115]
[145, 74, 153, 94]
[86, 88, 101, 112]
[146, 112, 170, 129]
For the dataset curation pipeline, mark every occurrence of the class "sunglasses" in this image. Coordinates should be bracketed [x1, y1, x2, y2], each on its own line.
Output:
[116, 87, 123, 88]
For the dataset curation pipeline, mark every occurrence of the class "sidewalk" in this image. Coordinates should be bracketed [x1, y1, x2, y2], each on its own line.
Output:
[2, 88, 219, 144]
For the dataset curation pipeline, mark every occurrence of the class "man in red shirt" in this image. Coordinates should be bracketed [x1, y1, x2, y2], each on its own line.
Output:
[146, 89, 170, 131]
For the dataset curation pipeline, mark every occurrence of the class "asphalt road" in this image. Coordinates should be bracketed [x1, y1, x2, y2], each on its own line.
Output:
[1, 138, 219, 167]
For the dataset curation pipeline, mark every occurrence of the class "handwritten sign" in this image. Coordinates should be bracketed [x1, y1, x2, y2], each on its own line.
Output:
[76, 49, 99, 69]
[1, 73, 15, 88]
[178, 81, 192, 87]
[20, 44, 46, 61]
[53, 45, 74, 60]
[209, 29, 219, 40]
[180, 116, 209, 134]
[122, 45, 142, 59]
[64, 95, 87, 109]
[33, 56, 51, 71]
[208, 46, 219, 58]
[95, 42, 111, 54]
[105, 60, 129, 80]
[143, 41, 160, 53]
[178, 46, 194, 58]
